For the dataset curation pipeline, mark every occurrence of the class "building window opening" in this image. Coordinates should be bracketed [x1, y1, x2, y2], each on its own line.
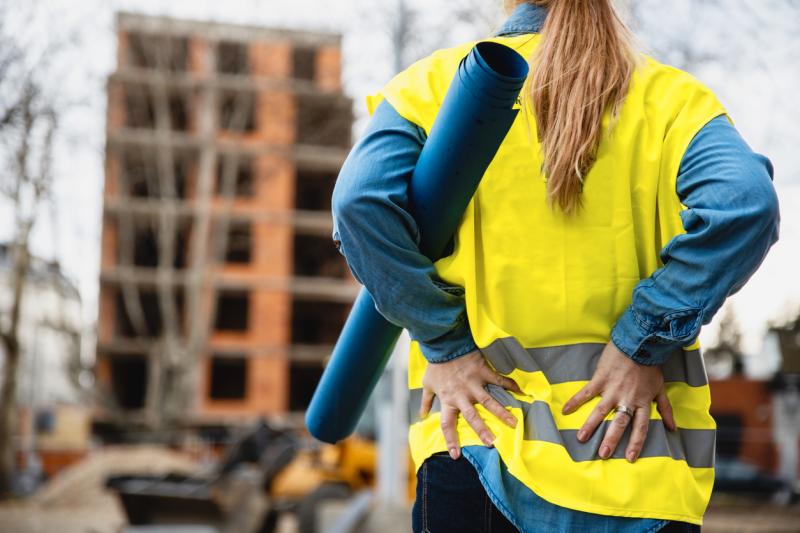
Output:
[209, 355, 248, 400]
[132, 224, 158, 268]
[293, 234, 345, 277]
[295, 169, 337, 211]
[167, 92, 190, 131]
[121, 151, 190, 199]
[124, 87, 155, 129]
[225, 222, 252, 264]
[124, 87, 190, 131]
[127, 220, 189, 268]
[219, 91, 256, 132]
[128, 33, 189, 71]
[217, 41, 249, 75]
[291, 300, 349, 345]
[292, 46, 316, 81]
[115, 289, 185, 338]
[289, 361, 324, 411]
[295, 94, 351, 148]
[214, 290, 250, 331]
[110, 355, 148, 409]
[216, 155, 254, 197]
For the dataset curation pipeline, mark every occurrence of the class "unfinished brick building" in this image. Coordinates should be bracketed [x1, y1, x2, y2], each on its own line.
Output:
[95, 12, 356, 431]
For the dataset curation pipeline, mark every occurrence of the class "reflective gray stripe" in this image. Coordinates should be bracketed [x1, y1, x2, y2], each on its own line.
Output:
[407, 385, 715, 468]
[480, 337, 708, 387]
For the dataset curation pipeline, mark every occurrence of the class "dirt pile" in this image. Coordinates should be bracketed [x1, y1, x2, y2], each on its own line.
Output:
[0, 445, 200, 533]
[33, 444, 197, 507]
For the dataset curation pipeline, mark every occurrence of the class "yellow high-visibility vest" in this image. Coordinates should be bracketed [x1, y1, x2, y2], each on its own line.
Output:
[366, 33, 725, 525]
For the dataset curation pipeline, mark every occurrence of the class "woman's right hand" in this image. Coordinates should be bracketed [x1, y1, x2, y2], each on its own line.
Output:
[420, 350, 522, 460]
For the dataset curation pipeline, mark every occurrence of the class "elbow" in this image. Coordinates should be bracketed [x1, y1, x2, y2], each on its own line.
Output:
[734, 154, 780, 245]
[331, 177, 350, 227]
[764, 175, 780, 227]
[764, 189, 780, 245]
[331, 170, 370, 234]
[329, 172, 377, 285]
[330, 170, 361, 250]
[331, 183, 371, 259]
[330, 175, 351, 262]
[330, 183, 366, 284]
[751, 172, 781, 245]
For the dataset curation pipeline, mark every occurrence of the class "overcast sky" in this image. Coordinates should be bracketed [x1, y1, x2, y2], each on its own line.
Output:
[1, 0, 798, 376]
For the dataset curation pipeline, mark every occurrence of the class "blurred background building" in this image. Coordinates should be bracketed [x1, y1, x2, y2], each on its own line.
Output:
[707, 311, 800, 501]
[0, 243, 87, 484]
[0, 242, 82, 406]
[95, 13, 357, 435]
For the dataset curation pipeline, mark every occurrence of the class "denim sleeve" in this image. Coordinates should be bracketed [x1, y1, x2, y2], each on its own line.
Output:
[331, 99, 478, 363]
[611, 115, 780, 365]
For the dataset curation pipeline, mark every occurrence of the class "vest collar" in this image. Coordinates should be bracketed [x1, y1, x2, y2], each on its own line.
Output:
[494, 2, 548, 36]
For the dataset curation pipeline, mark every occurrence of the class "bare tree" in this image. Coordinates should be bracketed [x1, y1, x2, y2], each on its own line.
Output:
[0, 0, 93, 495]
[0, 78, 57, 496]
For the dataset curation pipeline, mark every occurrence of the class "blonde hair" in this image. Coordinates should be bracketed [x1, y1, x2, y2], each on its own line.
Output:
[512, 1, 638, 214]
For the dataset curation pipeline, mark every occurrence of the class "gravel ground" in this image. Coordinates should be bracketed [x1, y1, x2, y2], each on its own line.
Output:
[2, 499, 798, 533]
[703, 501, 800, 532]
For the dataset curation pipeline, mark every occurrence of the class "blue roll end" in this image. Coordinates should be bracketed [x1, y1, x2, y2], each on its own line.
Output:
[305, 406, 344, 444]
[475, 41, 530, 80]
[460, 41, 529, 110]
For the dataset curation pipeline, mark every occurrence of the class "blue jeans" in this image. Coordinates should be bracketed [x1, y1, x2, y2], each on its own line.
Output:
[412, 452, 702, 533]
[413, 452, 517, 532]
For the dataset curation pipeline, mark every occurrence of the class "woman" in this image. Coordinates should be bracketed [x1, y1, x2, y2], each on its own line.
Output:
[331, 1, 779, 532]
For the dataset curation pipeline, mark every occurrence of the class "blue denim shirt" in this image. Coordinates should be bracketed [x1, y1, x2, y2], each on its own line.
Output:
[331, 3, 779, 531]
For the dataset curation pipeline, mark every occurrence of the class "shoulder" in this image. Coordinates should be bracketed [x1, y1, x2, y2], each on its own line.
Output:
[399, 40, 479, 87]
[632, 55, 725, 118]
[366, 40, 479, 132]
[629, 55, 728, 159]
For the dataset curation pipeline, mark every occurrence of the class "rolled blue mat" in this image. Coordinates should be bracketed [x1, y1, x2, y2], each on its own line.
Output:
[306, 41, 529, 444]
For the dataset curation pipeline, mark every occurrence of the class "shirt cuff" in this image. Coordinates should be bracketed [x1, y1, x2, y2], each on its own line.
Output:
[416, 315, 478, 364]
[610, 306, 702, 366]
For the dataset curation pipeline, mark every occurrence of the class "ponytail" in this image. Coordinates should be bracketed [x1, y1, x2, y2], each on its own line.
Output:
[520, 0, 637, 214]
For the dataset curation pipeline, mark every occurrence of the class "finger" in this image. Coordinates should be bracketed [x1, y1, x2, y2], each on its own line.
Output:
[656, 390, 676, 431]
[577, 398, 613, 443]
[440, 405, 461, 460]
[419, 388, 434, 419]
[472, 385, 517, 428]
[458, 399, 495, 447]
[481, 367, 522, 393]
[563, 381, 599, 415]
[598, 407, 633, 459]
[625, 407, 651, 463]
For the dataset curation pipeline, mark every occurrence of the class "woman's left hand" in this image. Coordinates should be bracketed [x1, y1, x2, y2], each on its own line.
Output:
[420, 350, 521, 460]
[561, 342, 676, 463]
